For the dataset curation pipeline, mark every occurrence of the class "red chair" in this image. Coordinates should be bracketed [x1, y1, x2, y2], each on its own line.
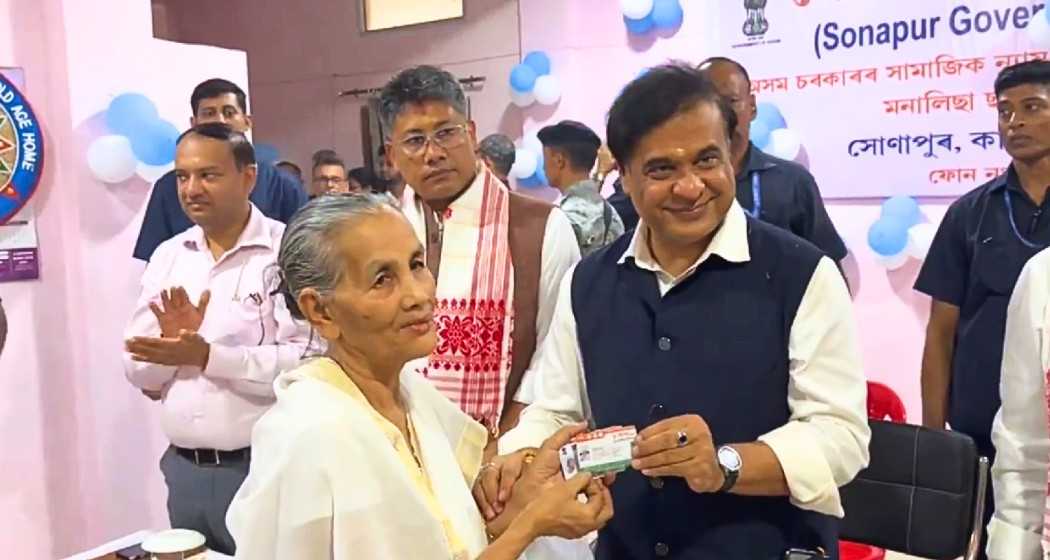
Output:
[840, 381, 906, 560]
[866, 381, 907, 423]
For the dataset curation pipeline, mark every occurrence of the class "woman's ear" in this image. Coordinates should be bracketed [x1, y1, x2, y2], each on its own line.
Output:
[298, 288, 340, 341]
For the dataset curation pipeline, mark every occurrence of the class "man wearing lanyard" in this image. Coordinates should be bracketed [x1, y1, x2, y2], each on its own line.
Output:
[123, 123, 310, 554]
[483, 64, 869, 559]
[698, 58, 847, 264]
[916, 61, 1050, 558]
[132, 79, 306, 262]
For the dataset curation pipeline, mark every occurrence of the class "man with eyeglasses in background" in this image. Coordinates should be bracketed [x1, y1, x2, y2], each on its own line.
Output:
[379, 67, 584, 559]
[308, 151, 353, 198]
[378, 65, 580, 452]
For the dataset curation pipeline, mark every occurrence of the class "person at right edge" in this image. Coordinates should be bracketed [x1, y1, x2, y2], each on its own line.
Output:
[915, 60, 1050, 560]
[698, 57, 848, 266]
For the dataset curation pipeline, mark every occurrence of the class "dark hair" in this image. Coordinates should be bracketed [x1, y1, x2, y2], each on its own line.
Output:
[478, 134, 516, 177]
[312, 149, 338, 166]
[538, 121, 602, 172]
[995, 60, 1050, 96]
[275, 160, 301, 175]
[312, 152, 346, 173]
[190, 78, 248, 116]
[606, 63, 737, 167]
[696, 56, 752, 88]
[176, 122, 256, 169]
[348, 166, 376, 188]
[379, 65, 467, 130]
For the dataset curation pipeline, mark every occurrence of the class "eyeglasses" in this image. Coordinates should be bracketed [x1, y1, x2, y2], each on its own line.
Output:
[396, 124, 469, 157]
[312, 175, 347, 186]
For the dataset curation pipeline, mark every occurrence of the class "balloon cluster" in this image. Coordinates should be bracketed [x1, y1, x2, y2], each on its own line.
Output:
[510, 51, 562, 108]
[621, 0, 684, 35]
[508, 133, 547, 188]
[88, 93, 180, 184]
[867, 195, 937, 270]
[749, 103, 803, 162]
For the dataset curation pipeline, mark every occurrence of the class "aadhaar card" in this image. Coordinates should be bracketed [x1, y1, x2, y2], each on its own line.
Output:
[559, 425, 637, 478]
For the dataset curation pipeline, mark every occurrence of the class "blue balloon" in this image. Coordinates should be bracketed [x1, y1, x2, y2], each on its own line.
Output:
[880, 195, 922, 227]
[650, 0, 683, 29]
[127, 119, 179, 166]
[518, 166, 549, 189]
[756, 102, 787, 131]
[750, 119, 771, 149]
[523, 51, 552, 77]
[106, 93, 159, 137]
[255, 143, 280, 165]
[624, 14, 654, 34]
[867, 217, 911, 257]
[510, 64, 539, 93]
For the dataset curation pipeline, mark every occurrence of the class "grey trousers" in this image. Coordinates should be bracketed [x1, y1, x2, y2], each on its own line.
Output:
[159, 446, 250, 555]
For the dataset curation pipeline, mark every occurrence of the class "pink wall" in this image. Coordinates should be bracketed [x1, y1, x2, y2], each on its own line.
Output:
[0, 0, 248, 556]
[154, 0, 528, 188]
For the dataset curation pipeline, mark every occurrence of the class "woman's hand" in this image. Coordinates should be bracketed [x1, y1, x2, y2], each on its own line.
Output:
[520, 473, 614, 540]
[473, 423, 588, 520]
[473, 447, 537, 521]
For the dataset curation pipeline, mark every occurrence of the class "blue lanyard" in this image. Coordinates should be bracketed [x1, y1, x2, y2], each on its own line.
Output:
[747, 172, 762, 218]
[1003, 189, 1048, 249]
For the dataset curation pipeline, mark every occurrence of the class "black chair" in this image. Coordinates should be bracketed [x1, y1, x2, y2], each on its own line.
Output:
[839, 420, 990, 560]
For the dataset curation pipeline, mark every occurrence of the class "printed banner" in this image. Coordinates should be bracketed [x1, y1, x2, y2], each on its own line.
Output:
[715, 0, 1045, 198]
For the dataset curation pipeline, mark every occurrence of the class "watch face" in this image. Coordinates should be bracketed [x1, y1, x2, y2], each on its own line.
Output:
[718, 447, 742, 471]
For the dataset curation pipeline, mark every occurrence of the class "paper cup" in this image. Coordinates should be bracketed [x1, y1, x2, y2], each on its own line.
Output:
[141, 529, 207, 559]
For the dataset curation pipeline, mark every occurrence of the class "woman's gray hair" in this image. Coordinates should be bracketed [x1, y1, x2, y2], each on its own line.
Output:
[277, 193, 396, 319]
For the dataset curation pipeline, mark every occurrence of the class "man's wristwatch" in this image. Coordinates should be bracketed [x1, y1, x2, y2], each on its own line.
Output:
[716, 445, 742, 493]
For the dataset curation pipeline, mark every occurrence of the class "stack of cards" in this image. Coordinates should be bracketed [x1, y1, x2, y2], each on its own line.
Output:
[559, 425, 637, 478]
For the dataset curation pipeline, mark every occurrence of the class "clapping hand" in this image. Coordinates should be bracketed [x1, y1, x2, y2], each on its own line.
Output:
[150, 287, 210, 337]
[126, 330, 210, 369]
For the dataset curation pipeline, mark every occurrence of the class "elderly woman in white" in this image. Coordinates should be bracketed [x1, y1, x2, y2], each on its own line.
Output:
[986, 246, 1050, 560]
[226, 194, 612, 559]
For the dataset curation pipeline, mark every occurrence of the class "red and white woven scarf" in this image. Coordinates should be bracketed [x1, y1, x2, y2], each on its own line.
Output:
[402, 166, 515, 434]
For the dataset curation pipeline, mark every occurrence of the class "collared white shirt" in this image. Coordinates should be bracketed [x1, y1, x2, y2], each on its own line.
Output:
[987, 247, 1050, 560]
[500, 202, 870, 518]
[123, 205, 310, 450]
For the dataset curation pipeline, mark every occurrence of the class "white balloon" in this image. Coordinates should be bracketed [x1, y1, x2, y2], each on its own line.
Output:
[510, 149, 539, 179]
[510, 89, 535, 108]
[766, 128, 802, 160]
[87, 135, 138, 184]
[533, 75, 562, 106]
[137, 161, 174, 183]
[522, 133, 544, 157]
[1028, 13, 1050, 47]
[620, 0, 654, 20]
[873, 251, 910, 271]
[906, 222, 938, 259]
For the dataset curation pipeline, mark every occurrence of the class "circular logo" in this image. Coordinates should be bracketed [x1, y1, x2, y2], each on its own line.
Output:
[0, 73, 44, 225]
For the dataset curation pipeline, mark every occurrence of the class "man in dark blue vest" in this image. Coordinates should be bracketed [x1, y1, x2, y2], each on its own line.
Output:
[482, 64, 870, 559]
